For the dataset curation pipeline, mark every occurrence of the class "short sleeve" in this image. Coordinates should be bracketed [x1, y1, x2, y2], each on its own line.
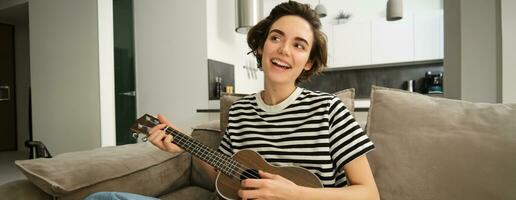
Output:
[328, 96, 375, 171]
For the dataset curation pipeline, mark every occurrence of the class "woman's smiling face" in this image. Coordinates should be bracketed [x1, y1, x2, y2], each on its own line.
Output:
[259, 15, 314, 86]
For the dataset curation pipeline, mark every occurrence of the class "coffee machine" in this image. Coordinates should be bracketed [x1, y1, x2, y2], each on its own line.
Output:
[424, 71, 443, 94]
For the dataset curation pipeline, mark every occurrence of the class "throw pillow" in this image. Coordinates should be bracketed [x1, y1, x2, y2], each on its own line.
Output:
[219, 92, 248, 133]
[15, 143, 189, 197]
[334, 88, 355, 112]
[366, 86, 516, 200]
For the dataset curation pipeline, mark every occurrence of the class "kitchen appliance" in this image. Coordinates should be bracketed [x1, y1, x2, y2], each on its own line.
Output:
[405, 80, 415, 92]
[424, 71, 443, 94]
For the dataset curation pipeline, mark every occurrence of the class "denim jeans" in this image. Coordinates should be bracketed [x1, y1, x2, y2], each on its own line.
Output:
[84, 192, 160, 200]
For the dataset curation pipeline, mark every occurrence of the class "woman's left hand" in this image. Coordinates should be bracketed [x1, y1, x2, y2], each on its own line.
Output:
[238, 170, 300, 200]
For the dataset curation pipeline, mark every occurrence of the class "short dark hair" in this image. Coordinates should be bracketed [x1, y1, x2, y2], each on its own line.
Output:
[247, 1, 328, 84]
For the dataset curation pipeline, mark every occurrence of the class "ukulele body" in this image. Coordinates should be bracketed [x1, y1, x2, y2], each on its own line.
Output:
[215, 149, 323, 200]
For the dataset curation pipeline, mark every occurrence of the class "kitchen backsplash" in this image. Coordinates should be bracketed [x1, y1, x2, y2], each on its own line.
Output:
[300, 61, 444, 98]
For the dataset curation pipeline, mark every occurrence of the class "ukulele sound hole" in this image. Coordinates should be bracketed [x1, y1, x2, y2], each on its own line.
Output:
[240, 169, 260, 181]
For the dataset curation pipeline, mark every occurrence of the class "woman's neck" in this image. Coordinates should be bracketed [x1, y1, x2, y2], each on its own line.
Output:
[261, 83, 297, 105]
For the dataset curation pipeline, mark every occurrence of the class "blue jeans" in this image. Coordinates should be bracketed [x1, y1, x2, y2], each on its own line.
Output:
[84, 192, 160, 200]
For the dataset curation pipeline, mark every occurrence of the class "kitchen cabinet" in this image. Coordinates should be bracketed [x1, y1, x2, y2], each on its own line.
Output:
[371, 16, 414, 64]
[332, 21, 372, 67]
[414, 11, 443, 61]
[330, 11, 443, 68]
[438, 12, 444, 59]
[321, 25, 335, 67]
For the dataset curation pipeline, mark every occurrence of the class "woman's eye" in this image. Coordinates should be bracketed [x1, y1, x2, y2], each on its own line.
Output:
[271, 35, 281, 42]
[294, 43, 305, 50]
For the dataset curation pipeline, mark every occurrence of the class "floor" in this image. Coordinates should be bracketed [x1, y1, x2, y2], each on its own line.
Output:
[0, 151, 27, 185]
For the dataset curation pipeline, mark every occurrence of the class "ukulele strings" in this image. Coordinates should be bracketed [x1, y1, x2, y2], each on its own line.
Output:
[140, 118, 260, 180]
[163, 127, 261, 180]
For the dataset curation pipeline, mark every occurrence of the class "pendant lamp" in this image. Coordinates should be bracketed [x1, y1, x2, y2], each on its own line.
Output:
[315, 0, 327, 18]
[235, 0, 263, 34]
[387, 0, 403, 21]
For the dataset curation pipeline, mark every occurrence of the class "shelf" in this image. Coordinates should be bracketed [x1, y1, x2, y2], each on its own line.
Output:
[196, 109, 220, 113]
[325, 59, 443, 72]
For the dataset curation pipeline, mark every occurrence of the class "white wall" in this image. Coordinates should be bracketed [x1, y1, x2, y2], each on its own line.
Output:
[29, 0, 115, 154]
[444, 0, 513, 103]
[207, 0, 264, 96]
[134, 0, 209, 132]
[97, 0, 116, 146]
[264, 0, 442, 59]
[265, 0, 441, 24]
[500, 0, 516, 103]
[443, 0, 461, 100]
[461, 0, 498, 103]
[207, 0, 442, 97]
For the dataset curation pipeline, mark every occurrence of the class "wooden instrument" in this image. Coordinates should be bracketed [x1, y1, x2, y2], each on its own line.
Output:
[131, 114, 323, 200]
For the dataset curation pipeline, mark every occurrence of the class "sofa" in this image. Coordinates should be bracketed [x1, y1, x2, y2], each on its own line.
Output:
[1, 86, 515, 200]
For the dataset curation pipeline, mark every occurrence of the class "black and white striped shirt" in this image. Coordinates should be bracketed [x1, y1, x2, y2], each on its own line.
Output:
[218, 87, 374, 187]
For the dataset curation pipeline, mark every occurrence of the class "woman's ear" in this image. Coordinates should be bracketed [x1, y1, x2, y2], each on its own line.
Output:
[304, 60, 314, 71]
[257, 47, 263, 55]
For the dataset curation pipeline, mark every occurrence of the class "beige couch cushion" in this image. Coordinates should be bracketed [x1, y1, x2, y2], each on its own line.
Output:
[366, 86, 516, 200]
[220, 93, 248, 133]
[0, 180, 52, 200]
[190, 120, 223, 191]
[219, 88, 356, 133]
[159, 186, 216, 200]
[15, 143, 190, 198]
[333, 88, 355, 112]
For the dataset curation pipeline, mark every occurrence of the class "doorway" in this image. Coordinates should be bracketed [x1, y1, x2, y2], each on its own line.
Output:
[114, 0, 137, 145]
[0, 23, 17, 151]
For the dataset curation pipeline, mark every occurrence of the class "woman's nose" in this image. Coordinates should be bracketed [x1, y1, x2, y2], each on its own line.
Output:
[278, 42, 290, 56]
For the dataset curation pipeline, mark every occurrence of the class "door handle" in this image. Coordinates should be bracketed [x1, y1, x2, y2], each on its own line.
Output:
[0, 86, 9, 101]
[118, 91, 136, 97]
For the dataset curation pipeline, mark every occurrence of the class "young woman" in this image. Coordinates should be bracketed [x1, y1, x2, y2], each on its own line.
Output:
[87, 1, 379, 200]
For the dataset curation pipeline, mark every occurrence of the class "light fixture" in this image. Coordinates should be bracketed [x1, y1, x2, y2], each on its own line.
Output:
[387, 0, 403, 21]
[315, 0, 327, 18]
[235, 0, 263, 34]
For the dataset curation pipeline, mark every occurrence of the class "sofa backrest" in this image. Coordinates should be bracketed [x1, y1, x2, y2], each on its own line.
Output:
[366, 86, 516, 200]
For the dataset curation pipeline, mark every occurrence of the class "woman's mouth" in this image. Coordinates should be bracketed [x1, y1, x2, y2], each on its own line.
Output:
[271, 58, 292, 70]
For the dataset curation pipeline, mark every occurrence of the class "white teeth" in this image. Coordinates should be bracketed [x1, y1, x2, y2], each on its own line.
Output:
[271, 59, 291, 68]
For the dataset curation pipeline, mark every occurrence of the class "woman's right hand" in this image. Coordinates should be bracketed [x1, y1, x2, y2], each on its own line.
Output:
[147, 114, 185, 154]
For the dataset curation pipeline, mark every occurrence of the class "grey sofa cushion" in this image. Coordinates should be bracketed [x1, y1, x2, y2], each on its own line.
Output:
[15, 143, 191, 198]
[190, 120, 222, 191]
[366, 86, 516, 200]
[220, 93, 247, 133]
[334, 88, 355, 112]
[159, 186, 217, 200]
[0, 180, 52, 200]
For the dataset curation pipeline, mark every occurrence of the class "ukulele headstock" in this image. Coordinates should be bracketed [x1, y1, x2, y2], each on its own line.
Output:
[130, 114, 160, 142]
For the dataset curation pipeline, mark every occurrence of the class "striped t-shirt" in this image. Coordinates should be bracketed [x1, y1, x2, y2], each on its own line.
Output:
[218, 87, 375, 187]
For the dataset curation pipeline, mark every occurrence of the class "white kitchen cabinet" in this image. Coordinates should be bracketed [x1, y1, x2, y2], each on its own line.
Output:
[371, 17, 414, 64]
[332, 21, 372, 67]
[321, 24, 335, 67]
[330, 12, 442, 68]
[414, 11, 443, 61]
[438, 11, 444, 59]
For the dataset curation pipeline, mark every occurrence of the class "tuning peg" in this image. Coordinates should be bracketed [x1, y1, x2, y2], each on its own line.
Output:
[132, 132, 139, 139]
[142, 136, 148, 142]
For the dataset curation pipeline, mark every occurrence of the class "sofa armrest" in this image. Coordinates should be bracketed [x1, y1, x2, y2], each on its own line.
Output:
[190, 120, 222, 191]
[15, 142, 191, 199]
[0, 180, 52, 200]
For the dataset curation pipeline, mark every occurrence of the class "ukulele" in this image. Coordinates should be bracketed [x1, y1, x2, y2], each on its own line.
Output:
[131, 114, 323, 200]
